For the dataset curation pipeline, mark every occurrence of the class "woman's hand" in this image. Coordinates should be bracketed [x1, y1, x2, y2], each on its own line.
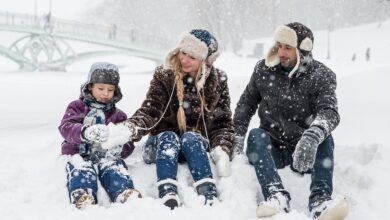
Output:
[100, 122, 136, 149]
[210, 146, 231, 177]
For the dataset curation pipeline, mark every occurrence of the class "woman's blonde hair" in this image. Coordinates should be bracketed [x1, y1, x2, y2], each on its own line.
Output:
[171, 56, 186, 133]
[170, 54, 210, 134]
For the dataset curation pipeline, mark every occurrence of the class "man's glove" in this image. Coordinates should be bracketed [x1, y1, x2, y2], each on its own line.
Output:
[210, 146, 231, 177]
[232, 135, 245, 157]
[101, 122, 137, 149]
[82, 124, 109, 144]
[292, 126, 325, 173]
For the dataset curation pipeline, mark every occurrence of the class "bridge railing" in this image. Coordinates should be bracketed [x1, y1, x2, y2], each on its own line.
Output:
[0, 11, 40, 27]
[0, 10, 174, 51]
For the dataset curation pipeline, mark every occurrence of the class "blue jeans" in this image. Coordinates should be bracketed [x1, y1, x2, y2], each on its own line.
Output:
[66, 158, 135, 202]
[246, 128, 334, 202]
[143, 131, 213, 182]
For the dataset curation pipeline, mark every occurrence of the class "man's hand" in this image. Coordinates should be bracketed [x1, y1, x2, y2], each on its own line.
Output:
[292, 126, 325, 172]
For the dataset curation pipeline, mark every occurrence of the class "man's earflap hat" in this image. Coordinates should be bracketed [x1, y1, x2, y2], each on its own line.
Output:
[265, 22, 314, 77]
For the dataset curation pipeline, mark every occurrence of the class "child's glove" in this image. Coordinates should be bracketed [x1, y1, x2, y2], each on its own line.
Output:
[82, 124, 109, 143]
[292, 126, 325, 173]
[210, 146, 231, 177]
[101, 122, 137, 149]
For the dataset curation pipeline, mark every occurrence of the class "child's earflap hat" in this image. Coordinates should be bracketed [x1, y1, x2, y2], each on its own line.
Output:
[82, 62, 123, 104]
[87, 62, 120, 86]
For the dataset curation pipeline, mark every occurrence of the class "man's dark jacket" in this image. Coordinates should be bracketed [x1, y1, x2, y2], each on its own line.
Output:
[234, 59, 340, 147]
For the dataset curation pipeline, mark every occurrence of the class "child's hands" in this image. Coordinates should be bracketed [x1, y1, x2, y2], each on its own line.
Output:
[83, 124, 109, 143]
[101, 122, 134, 149]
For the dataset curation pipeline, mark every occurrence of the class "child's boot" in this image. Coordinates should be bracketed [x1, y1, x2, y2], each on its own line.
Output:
[71, 189, 95, 209]
[116, 188, 142, 203]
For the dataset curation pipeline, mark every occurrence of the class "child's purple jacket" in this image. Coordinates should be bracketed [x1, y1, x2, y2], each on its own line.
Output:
[58, 99, 134, 158]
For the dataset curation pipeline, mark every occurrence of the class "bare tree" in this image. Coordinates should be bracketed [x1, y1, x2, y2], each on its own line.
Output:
[85, 0, 390, 53]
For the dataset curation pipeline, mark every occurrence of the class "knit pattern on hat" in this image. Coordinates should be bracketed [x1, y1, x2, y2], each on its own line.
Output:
[178, 32, 209, 60]
[164, 29, 220, 67]
[190, 29, 219, 61]
[164, 29, 219, 90]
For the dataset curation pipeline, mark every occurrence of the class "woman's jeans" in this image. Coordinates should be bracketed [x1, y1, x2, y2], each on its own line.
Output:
[246, 128, 334, 204]
[143, 131, 213, 182]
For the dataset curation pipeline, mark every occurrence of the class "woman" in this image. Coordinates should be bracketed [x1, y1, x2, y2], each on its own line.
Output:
[109, 29, 234, 209]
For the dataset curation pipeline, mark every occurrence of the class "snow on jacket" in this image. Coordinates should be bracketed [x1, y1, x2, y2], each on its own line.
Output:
[128, 65, 234, 155]
[234, 59, 340, 147]
[58, 99, 134, 158]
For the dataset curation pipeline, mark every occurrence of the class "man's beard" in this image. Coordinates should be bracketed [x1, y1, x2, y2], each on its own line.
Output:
[280, 58, 294, 68]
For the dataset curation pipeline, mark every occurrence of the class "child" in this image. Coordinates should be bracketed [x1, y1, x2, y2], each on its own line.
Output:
[59, 62, 141, 209]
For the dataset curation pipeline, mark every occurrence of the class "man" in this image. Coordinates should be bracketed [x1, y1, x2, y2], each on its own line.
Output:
[233, 22, 348, 219]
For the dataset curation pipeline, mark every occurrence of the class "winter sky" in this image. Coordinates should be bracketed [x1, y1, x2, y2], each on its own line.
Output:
[0, 0, 96, 20]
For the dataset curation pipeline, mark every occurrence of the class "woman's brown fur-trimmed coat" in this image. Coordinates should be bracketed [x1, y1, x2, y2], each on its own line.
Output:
[128, 65, 234, 156]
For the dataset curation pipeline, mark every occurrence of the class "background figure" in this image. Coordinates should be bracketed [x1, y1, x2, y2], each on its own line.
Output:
[59, 62, 141, 209]
[109, 23, 117, 39]
[43, 12, 53, 33]
[365, 47, 370, 61]
[233, 22, 348, 220]
[114, 29, 234, 209]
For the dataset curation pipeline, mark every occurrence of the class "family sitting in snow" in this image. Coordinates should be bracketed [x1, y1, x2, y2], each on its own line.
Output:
[58, 24, 348, 220]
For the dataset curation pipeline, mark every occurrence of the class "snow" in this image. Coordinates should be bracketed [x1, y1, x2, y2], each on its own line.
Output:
[101, 123, 131, 150]
[0, 19, 390, 220]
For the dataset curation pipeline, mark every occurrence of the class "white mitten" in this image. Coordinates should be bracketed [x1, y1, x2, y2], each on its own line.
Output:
[210, 146, 231, 177]
[83, 124, 109, 143]
[101, 122, 132, 149]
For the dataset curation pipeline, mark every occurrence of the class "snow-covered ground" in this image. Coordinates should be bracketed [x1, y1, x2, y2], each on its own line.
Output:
[0, 20, 389, 220]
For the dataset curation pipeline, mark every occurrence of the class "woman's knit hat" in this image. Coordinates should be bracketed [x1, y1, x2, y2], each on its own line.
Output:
[165, 29, 219, 90]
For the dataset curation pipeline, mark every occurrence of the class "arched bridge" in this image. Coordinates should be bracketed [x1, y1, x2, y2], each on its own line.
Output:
[0, 11, 173, 71]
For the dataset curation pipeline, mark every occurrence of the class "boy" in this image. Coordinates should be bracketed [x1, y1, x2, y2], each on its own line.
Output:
[59, 62, 141, 209]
